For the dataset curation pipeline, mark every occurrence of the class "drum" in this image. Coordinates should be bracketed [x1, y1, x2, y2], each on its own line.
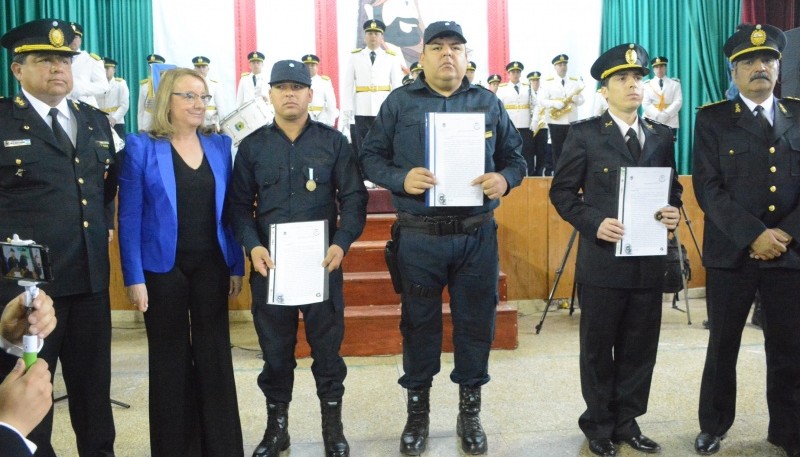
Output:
[220, 98, 274, 145]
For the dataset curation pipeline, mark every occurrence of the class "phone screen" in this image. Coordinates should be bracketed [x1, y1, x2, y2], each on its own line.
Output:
[0, 242, 53, 283]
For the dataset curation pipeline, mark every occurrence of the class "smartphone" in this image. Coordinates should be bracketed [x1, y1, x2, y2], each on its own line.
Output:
[0, 241, 53, 283]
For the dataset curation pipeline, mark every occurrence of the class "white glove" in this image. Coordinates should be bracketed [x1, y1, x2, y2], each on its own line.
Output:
[656, 112, 669, 123]
[553, 100, 565, 110]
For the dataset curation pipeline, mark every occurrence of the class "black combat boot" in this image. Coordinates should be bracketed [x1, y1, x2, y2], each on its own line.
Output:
[252, 401, 290, 457]
[400, 387, 430, 455]
[456, 385, 487, 455]
[321, 399, 349, 457]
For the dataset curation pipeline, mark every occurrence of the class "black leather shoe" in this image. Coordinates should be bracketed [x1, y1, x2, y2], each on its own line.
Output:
[617, 434, 661, 454]
[694, 432, 722, 455]
[588, 438, 616, 456]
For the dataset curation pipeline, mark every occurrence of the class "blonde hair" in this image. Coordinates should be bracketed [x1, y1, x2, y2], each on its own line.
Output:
[148, 68, 214, 138]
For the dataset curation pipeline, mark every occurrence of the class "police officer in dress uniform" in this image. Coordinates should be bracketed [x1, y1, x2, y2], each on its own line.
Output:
[192, 55, 229, 131]
[137, 53, 165, 132]
[466, 60, 477, 83]
[496, 61, 534, 175]
[642, 57, 682, 140]
[96, 57, 130, 139]
[341, 20, 404, 155]
[692, 24, 800, 457]
[229, 60, 367, 457]
[67, 22, 108, 108]
[486, 73, 501, 93]
[302, 54, 339, 127]
[359, 21, 526, 456]
[550, 43, 682, 457]
[539, 54, 585, 174]
[0, 18, 118, 456]
[236, 51, 274, 126]
[528, 70, 550, 176]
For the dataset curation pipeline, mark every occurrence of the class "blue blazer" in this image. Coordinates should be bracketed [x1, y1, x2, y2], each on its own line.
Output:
[118, 132, 244, 286]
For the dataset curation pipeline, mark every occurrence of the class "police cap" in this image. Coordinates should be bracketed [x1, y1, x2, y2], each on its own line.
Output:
[423, 21, 466, 44]
[269, 59, 311, 87]
[590, 43, 649, 81]
[724, 23, 785, 62]
[1, 19, 78, 56]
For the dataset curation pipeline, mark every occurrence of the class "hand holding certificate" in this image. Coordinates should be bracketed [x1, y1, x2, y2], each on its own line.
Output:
[616, 167, 673, 257]
[425, 112, 485, 207]
[267, 220, 329, 306]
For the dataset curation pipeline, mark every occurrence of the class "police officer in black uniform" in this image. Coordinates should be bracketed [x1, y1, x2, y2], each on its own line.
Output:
[549, 43, 682, 457]
[0, 19, 118, 456]
[692, 24, 800, 457]
[229, 60, 367, 457]
[360, 21, 526, 456]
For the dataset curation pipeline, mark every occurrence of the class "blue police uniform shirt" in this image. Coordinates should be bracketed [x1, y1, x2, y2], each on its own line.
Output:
[359, 74, 526, 216]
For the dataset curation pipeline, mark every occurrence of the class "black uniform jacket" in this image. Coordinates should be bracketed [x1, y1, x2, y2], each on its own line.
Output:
[0, 93, 117, 301]
[550, 111, 683, 289]
[693, 96, 800, 270]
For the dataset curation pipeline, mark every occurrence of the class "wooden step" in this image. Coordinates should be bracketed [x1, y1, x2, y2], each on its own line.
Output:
[358, 213, 395, 242]
[343, 271, 508, 307]
[343, 240, 386, 273]
[294, 301, 518, 357]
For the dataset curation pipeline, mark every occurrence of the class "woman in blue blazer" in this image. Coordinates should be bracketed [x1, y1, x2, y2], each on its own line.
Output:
[118, 68, 245, 457]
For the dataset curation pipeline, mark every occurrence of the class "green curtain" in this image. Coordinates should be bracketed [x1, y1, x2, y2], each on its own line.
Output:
[601, 0, 742, 174]
[1, 0, 152, 131]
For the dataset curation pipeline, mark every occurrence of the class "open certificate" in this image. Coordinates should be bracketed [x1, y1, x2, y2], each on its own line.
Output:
[267, 220, 329, 306]
[425, 112, 485, 207]
[615, 167, 672, 257]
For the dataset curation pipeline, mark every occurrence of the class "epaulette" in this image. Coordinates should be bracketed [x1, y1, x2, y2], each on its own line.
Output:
[114, 77, 124, 82]
[352, 48, 362, 53]
[572, 115, 600, 126]
[90, 53, 102, 61]
[569, 76, 579, 81]
[209, 78, 218, 83]
[71, 99, 103, 114]
[386, 49, 396, 56]
[545, 76, 554, 81]
[321, 75, 330, 80]
[643, 117, 669, 129]
[782, 96, 800, 103]
[140, 78, 150, 85]
[241, 72, 251, 77]
[499, 82, 508, 87]
[672, 77, 680, 82]
[697, 99, 727, 110]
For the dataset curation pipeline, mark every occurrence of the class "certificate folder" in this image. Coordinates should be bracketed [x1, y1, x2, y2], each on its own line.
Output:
[267, 220, 329, 306]
[615, 167, 672, 257]
[425, 112, 485, 207]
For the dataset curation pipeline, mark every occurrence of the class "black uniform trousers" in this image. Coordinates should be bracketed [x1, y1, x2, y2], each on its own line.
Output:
[517, 127, 536, 176]
[143, 249, 243, 457]
[396, 218, 498, 389]
[532, 128, 550, 176]
[31, 291, 115, 457]
[700, 262, 800, 451]
[577, 284, 662, 440]
[353, 115, 376, 158]
[250, 270, 347, 404]
[548, 124, 571, 170]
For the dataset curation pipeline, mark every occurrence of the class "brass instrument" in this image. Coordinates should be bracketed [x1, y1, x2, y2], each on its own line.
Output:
[549, 84, 584, 121]
[532, 106, 547, 137]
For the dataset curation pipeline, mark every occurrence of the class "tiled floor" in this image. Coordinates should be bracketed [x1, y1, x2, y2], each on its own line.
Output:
[49, 297, 783, 456]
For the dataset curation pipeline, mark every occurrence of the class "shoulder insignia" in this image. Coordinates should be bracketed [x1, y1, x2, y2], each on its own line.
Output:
[90, 53, 102, 61]
[499, 83, 508, 87]
[209, 78, 218, 83]
[386, 49, 396, 56]
[569, 76, 579, 81]
[114, 77, 124, 82]
[545, 76, 554, 81]
[697, 99, 727, 110]
[783, 96, 800, 102]
[643, 117, 669, 129]
[321, 75, 330, 80]
[572, 115, 600, 126]
[352, 48, 362, 53]
[14, 95, 27, 108]
[140, 78, 150, 85]
[241, 72, 251, 77]
[671, 77, 680, 82]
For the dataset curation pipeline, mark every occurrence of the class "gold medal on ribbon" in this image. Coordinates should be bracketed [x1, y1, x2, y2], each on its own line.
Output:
[306, 168, 316, 192]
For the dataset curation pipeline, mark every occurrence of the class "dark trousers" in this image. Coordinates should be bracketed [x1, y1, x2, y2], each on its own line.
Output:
[250, 271, 347, 404]
[354, 115, 376, 158]
[143, 250, 243, 457]
[517, 127, 536, 176]
[31, 291, 115, 457]
[700, 264, 800, 450]
[548, 123, 571, 171]
[112, 123, 125, 140]
[533, 128, 550, 176]
[577, 284, 662, 440]
[396, 218, 498, 389]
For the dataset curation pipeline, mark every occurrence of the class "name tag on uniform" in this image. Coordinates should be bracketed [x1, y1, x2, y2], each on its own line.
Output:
[4, 139, 31, 147]
[95, 140, 110, 149]
[484, 131, 493, 139]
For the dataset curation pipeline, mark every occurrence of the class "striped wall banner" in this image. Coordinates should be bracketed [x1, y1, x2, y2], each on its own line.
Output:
[487, 0, 510, 78]
[234, 0, 257, 88]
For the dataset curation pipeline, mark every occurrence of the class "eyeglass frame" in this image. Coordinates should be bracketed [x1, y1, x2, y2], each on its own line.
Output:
[171, 92, 213, 104]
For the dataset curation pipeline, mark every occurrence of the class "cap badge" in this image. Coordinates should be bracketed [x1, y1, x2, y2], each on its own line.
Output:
[289, 62, 295, 67]
[625, 44, 637, 65]
[49, 26, 65, 48]
[371, 21, 377, 29]
[751, 24, 766, 46]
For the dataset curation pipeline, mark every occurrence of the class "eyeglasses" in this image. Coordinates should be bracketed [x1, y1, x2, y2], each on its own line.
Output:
[172, 92, 213, 104]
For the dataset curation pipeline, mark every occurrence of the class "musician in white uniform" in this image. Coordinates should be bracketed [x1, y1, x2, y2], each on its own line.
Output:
[538, 54, 585, 172]
[193, 56, 229, 131]
[68, 22, 108, 108]
[340, 19, 404, 155]
[137, 54, 165, 132]
[302, 54, 339, 127]
[236, 51, 273, 125]
[486, 74, 502, 93]
[96, 57, 130, 139]
[528, 71, 550, 176]
[496, 61, 534, 175]
[642, 56, 682, 140]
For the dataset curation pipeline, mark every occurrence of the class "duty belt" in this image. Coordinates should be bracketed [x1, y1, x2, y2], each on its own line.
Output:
[356, 85, 391, 92]
[504, 104, 530, 110]
[396, 211, 493, 236]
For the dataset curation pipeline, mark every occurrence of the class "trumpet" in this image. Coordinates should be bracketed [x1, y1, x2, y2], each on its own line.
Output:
[549, 85, 584, 121]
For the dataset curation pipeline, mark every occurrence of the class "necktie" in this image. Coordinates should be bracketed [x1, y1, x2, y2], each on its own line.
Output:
[561, 79, 565, 87]
[754, 105, 772, 138]
[514, 84, 519, 94]
[49, 108, 74, 154]
[626, 128, 641, 162]
[370, 51, 376, 65]
[252, 74, 257, 86]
